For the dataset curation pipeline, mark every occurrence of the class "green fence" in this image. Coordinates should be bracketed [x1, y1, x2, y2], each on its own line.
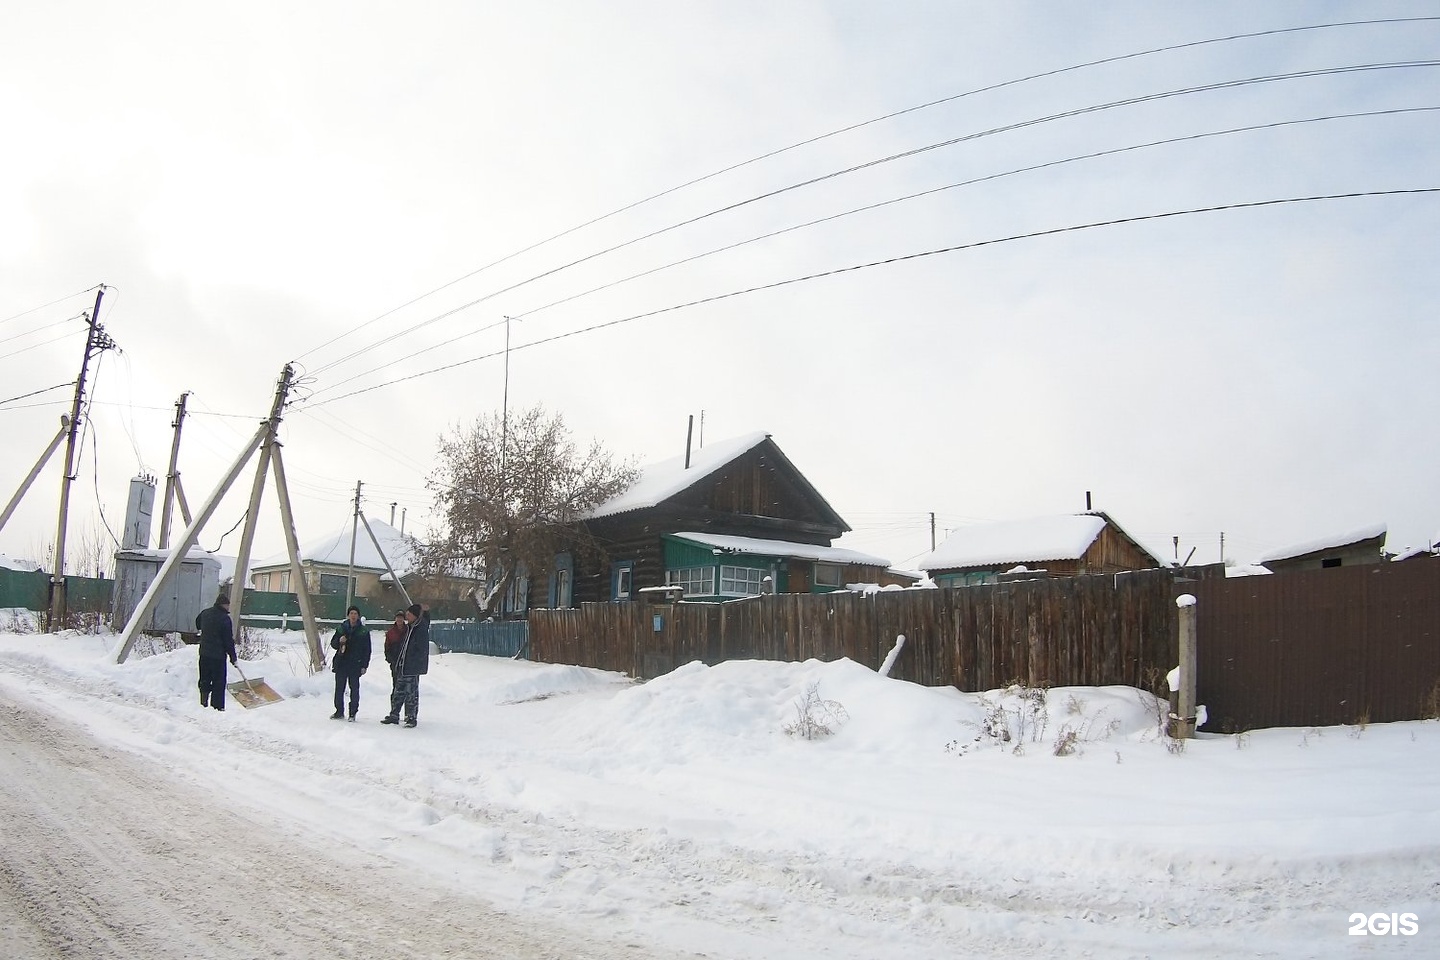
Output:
[0, 567, 113, 615]
[236, 591, 478, 630]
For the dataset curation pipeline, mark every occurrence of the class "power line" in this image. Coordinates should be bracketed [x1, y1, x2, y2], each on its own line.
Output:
[304, 60, 1439, 389]
[289, 16, 1440, 369]
[0, 326, 87, 362]
[0, 381, 76, 407]
[0, 286, 98, 328]
[501, 106, 1440, 326]
[304, 187, 1440, 410]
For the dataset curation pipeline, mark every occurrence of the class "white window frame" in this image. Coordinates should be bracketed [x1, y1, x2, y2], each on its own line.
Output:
[719, 564, 766, 597]
[666, 566, 715, 597]
[813, 563, 844, 587]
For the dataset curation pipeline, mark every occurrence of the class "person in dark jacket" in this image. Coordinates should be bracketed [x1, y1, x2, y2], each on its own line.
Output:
[195, 594, 238, 711]
[330, 605, 372, 720]
[383, 609, 406, 701]
[382, 603, 429, 728]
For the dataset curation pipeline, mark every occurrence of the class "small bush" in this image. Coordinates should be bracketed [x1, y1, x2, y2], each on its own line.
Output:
[236, 626, 272, 661]
[783, 682, 849, 740]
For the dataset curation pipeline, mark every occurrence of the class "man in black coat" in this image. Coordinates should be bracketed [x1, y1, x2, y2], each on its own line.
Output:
[330, 605, 372, 721]
[195, 594, 238, 711]
[382, 603, 429, 728]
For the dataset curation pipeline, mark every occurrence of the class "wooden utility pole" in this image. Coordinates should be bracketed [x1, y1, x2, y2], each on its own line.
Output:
[0, 415, 69, 536]
[930, 512, 936, 552]
[360, 512, 411, 608]
[113, 421, 270, 663]
[344, 480, 361, 610]
[157, 392, 190, 549]
[114, 363, 319, 666]
[270, 444, 325, 671]
[49, 286, 113, 627]
[228, 365, 295, 638]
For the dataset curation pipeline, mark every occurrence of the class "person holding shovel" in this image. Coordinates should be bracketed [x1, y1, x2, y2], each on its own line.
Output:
[330, 605, 372, 721]
[195, 594, 237, 711]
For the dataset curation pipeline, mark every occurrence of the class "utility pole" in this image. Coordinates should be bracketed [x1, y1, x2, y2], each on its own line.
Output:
[157, 392, 190, 549]
[49, 286, 113, 627]
[0, 415, 70, 536]
[228, 364, 295, 641]
[115, 362, 323, 669]
[930, 512, 937, 552]
[344, 480, 362, 610]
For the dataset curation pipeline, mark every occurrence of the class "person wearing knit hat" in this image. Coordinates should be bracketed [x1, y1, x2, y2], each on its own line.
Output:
[194, 593, 237, 711]
[382, 602, 430, 727]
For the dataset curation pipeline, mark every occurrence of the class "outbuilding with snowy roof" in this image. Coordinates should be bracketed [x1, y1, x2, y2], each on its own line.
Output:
[918, 512, 1164, 587]
[1256, 523, 1387, 573]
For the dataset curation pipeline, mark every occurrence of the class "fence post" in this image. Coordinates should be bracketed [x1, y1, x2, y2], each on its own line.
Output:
[1174, 594, 1198, 738]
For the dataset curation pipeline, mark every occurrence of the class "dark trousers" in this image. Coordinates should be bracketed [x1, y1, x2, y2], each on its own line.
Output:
[198, 656, 227, 710]
[389, 673, 419, 722]
[334, 670, 361, 716]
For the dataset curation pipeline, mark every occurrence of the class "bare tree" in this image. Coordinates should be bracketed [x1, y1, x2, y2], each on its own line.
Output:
[420, 405, 636, 616]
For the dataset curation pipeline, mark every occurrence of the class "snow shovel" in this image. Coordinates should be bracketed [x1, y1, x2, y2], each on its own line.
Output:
[227, 662, 283, 708]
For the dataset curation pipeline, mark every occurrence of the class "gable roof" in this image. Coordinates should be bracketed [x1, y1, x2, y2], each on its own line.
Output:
[252, 517, 415, 575]
[918, 514, 1109, 572]
[588, 431, 849, 531]
[1258, 523, 1387, 565]
[669, 532, 890, 567]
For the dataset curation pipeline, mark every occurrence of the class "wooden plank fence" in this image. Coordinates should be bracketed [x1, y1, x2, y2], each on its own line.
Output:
[529, 568, 1179, 694]
[529, 559, 1440, 730]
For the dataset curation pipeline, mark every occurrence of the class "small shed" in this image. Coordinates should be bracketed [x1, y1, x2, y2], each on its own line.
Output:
[918, 511, 1163, 587]
[1257, 523, 1386, 573]
[112, 548, 221, 637]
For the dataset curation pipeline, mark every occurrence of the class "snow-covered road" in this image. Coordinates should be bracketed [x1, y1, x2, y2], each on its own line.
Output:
[0, 687, 670, 960]
[2, 629, 1438, 959]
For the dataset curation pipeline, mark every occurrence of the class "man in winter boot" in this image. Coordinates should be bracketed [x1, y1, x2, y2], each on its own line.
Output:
[384, 603, 429, 727]
[195, 594, 237, 710]
[330, 605, 372, 720]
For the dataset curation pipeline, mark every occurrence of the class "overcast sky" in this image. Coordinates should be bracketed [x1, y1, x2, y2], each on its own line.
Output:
[3, 2, 1437, 578]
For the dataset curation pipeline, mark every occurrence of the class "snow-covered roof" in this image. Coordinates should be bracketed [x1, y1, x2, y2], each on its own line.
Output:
[252, 517, 415, 575]
[588, 432, 771, 519]
[116, 546, 222, 568]
[1257, 523, 1387, 565]
[1389, 546, 1436, 562]
[918, 514, 1109, 572]
[669, 532, 891, 567]
[0, 554, 44, 573]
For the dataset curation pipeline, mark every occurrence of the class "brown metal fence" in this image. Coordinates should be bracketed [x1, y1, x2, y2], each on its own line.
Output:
[1189, 559, 1440, 731]
[529, 568, 1179, 694]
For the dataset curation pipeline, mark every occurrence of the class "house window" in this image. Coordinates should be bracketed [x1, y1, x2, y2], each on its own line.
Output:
[813, 563, 843, 587]
[1321, 557, 1342, 568]
[548, 553, 573, 608]
[319, 573, 352, 596]
[719, 564, 766, 597]
[505, 569, 530, 615]
[667, 566, 715, 597]
[279, 570, 290, 592]
[612, 562, 634, 600]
